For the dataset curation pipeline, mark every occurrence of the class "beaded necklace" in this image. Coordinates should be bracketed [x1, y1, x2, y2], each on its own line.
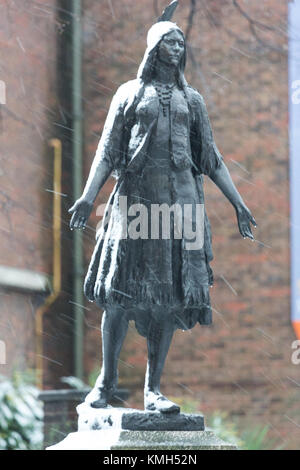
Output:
[153, 81, 175, 117]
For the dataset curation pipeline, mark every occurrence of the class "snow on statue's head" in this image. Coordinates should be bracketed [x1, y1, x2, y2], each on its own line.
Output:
[137, 1, 187, 89]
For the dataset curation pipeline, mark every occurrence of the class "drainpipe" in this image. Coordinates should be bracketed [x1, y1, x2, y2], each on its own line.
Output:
[36, 139, 62, 388]
[72, 0, 84, 379]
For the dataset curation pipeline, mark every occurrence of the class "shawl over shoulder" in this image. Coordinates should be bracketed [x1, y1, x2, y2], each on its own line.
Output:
[92, 80, 223, 181]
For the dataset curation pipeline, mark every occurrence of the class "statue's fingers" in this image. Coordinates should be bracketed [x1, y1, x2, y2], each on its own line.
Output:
[250, 215, 257, 227]
[238, 222, 245, 237]
[70, 212, 78, 229]
[244, 226, 254, 240]
[68, 203, 77, 214]
[239, 220, 246, 234]
[240, 221, 251, 239]
[78, 217, 86, 229]
[73, 216, 82, 229]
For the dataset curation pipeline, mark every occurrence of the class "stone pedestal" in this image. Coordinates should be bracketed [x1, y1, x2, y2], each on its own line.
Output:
[47, 404, 237, 450]
[47, 429, 236, 450]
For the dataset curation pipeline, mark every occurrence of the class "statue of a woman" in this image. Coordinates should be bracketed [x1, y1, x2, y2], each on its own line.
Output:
[69, 2, 256, 414]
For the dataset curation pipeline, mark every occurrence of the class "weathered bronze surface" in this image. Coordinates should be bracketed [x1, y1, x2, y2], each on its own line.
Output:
[69, 1, 256, 413]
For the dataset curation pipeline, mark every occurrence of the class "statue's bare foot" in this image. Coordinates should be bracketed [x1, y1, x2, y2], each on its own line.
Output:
[144, 391, 180, 414]
[84, 386, 115, 408]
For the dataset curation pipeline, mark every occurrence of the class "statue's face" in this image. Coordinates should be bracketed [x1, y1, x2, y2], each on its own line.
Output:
[158, 30, 185, 67]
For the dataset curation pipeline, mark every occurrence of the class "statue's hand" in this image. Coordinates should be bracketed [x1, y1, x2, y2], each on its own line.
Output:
[235, 203, 257, 240]
[68, 198, 93, 230]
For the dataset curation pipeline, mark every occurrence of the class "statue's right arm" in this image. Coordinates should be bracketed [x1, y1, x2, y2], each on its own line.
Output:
[69, 85, 127, 230]
[80, 155, 112, 206]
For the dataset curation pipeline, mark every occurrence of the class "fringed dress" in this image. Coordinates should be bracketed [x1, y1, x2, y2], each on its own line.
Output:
[84, 79, 223, 337]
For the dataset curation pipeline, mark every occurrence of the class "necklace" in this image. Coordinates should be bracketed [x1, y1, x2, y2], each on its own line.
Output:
[153, 81, 175, 117]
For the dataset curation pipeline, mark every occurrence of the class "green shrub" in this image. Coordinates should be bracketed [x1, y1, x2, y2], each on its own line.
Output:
[240, 424, 282, 450]
[0, 372, 43, 450]
[207, 411, 243, 448]
[207, 411, 283, 450]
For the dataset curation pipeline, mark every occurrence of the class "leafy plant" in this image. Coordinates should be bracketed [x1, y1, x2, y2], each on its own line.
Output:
[207, 412, 283, 450]
[240, 425, 282, 450]
[0, 371, 43, 450]
[207, 411, 243, 448]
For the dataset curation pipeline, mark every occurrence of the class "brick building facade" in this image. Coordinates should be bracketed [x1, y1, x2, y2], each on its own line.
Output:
[0, 0, 74, 385]
[0, 0, 299, 449]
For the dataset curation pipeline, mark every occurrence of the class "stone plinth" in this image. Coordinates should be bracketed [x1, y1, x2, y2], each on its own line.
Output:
[47, 429, 237, 450]
[47, 405, 237, 450]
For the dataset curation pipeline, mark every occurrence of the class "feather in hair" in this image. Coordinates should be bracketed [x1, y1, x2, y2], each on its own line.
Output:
[157, 0, 178, 22]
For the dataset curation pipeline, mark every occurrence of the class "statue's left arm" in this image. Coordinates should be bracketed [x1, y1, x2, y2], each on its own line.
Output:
[209, 161, 257, 239]
[194, 92, 257, 240]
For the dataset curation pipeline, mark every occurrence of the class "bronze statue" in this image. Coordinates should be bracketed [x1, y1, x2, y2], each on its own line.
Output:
[69, 1, 256, 414]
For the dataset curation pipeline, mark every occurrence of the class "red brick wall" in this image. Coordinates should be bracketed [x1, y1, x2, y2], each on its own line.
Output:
[0, 0, 73, 385]
[81, 0, 299, 449]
